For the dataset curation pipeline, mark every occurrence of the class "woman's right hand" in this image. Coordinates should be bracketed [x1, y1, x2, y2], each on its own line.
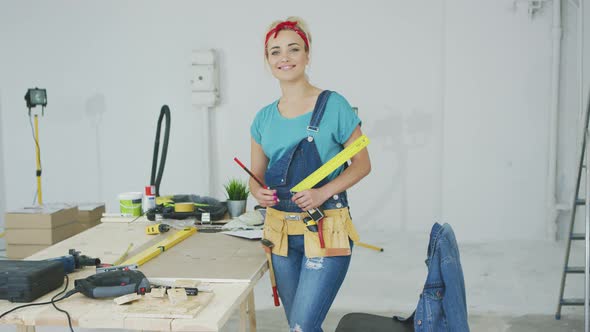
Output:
[253, 187, 279, 207]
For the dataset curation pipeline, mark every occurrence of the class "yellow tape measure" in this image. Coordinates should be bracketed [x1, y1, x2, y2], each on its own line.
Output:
[291, 135, 370, 192]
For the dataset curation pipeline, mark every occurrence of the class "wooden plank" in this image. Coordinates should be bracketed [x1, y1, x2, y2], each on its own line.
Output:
[23, 223, 267, 284]
[0, 222, 267, 331]
[0, 281, 249, 331]
[239, 298, 247, 332]
[123, 292, 214, 319]
[121, 227, 196, 266]
[139, 233, 267, 282]
[114, 293, 142, 305]
[25, 223, 155, 265]
[247, 291, 257, 332]
[170, 283, 250, 332]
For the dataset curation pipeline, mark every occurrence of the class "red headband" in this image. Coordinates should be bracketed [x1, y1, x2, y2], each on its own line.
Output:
[264, 21, 310, 51]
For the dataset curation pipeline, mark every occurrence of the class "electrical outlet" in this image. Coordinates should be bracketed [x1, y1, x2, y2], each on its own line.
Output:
[191, 49, 219, 107]
[191, 65, 215, 92]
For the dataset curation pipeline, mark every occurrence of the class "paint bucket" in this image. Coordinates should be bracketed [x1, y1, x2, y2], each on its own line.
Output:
[119, 192, 142, 217]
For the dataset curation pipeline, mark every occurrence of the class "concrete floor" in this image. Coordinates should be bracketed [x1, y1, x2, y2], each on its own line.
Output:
[225, 229, 587, 331]
[221, 309, 584, 331]
[0, 231, 587, 331]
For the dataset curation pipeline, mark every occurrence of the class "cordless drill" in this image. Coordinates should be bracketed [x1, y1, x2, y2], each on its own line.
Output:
[47, 249, 101, 274]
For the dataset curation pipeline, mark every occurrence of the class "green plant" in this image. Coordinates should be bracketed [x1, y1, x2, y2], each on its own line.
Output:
[224, 178, 250, 201]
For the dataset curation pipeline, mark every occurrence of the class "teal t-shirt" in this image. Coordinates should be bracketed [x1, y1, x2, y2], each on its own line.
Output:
[250, 91, 361, 181]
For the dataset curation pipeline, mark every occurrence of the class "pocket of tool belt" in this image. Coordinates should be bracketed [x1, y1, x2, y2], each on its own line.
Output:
[262, 213, 288, 256]
[304, 212, 360, 258]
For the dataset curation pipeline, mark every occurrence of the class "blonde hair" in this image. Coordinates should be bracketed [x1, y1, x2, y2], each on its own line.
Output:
[264, 16, 312, 58]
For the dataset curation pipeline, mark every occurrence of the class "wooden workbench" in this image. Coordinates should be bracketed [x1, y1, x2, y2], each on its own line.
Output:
[0, 221, 268, 331]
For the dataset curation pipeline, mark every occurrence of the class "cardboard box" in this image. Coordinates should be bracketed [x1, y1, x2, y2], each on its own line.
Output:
[5, 205, 78, 229]
[5, 204, 79, 247]
[6, 244, 50, 259]
[77, 203, 105, 223]
[5, 222, 79, 245]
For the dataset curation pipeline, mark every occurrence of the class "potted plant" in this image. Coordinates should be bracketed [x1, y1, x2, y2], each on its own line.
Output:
[224, 178, 250, 218]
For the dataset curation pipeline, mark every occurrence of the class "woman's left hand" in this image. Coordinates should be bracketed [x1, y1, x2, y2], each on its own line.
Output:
[291, 188, 328, 211]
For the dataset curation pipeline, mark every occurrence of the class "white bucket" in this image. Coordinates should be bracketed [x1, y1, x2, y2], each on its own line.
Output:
[119, 192, 142, 217]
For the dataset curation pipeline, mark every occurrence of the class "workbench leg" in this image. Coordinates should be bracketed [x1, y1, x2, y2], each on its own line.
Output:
[239, 297, 248, 332]
[16, 326, 35, 332]
[247, 290, 257, 332]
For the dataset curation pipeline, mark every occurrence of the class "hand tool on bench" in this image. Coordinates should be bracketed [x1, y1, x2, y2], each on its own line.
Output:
[47, 249, 101, 274]
[74, 270, 151, 298]
[261, 238, 280, 307]
[145, 223, 170, 235]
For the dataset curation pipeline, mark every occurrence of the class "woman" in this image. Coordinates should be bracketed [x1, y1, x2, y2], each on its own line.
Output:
[249, 17, 371, 332]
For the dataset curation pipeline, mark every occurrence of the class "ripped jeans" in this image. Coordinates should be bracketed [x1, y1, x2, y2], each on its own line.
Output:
[272, 235, 353, 332]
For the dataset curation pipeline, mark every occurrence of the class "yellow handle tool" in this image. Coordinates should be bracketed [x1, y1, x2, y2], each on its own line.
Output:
[291, 135, 370, 192]
[355, 241, 384, 252]
[145, 223, 170, 235]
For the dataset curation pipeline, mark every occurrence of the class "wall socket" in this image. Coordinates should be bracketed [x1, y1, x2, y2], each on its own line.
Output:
[191, 49, 219, 107]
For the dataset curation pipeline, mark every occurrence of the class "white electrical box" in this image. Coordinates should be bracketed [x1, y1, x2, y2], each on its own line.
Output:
[191, 49, 219, 107]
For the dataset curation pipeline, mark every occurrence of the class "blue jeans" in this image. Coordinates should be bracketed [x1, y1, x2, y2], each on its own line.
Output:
[272, 235, 353, 332]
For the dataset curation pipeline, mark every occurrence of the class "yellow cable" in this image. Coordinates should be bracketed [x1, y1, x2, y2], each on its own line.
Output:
[34, 115, 43, 205]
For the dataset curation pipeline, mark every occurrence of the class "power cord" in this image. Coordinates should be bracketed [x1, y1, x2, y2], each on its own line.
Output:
[0, 275, 79, 331]
[28, 114, 43, 205]
[150, 105, 171, 197]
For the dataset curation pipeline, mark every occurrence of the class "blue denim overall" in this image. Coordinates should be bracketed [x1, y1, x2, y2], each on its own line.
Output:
[264, 90, 349, 212]
[265, 90, 353, 332]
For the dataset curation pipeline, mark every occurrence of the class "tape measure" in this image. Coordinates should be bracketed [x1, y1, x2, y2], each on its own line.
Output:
[291, 135, 370, 192]
[145, 223, 170, 235]
[174, 202, 195, 213]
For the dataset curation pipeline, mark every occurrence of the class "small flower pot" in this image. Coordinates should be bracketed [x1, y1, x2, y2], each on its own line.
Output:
[227, 200, 247, 218]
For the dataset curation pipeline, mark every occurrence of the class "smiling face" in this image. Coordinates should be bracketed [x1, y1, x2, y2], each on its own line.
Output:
[266, 29, 310, 83]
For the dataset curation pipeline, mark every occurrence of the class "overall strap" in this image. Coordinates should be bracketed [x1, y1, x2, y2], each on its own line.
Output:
[307, 90, 332, 133]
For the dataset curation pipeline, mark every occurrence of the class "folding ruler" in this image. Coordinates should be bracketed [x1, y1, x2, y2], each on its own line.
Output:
[291, 135, 370, 192]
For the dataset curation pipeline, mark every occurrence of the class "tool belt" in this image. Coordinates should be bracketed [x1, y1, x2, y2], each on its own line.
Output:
[263, 207, 360, 258]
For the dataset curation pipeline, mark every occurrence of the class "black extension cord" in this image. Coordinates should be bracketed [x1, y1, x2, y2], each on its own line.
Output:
[150, 105, 171, 197]
[0, 275, 78, 332]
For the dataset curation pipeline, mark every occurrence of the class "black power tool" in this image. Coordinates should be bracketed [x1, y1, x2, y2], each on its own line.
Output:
[74, 270, 151, 299]
[47, 249, 101, 274]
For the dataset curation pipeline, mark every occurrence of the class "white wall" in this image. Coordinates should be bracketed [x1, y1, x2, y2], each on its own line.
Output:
[0, 0, 577, 241]
[0, 90, 5, 229]
[557, 0, 590, 239]
[443, 1, 553, 240]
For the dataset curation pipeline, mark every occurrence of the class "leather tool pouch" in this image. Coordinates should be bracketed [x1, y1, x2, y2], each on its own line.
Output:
[304, 209, 360, 257]
[262, 209, 289, 257]
[263, 208, 360, 258]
